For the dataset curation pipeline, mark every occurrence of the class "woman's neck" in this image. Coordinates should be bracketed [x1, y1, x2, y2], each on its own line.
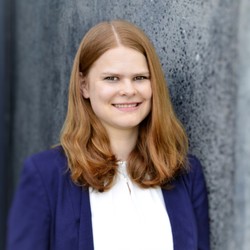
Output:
[107, 128, 138, 161]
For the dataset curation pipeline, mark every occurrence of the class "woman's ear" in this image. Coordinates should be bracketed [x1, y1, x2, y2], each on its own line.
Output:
[79, 72, 90, 98]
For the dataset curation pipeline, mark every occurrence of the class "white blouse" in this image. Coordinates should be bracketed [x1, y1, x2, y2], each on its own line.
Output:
[89, 161, 173, 250]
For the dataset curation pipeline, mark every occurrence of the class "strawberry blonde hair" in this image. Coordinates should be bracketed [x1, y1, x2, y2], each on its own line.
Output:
[60, 20, 188, 191]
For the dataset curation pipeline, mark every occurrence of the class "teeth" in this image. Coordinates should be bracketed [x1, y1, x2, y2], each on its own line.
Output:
[114, 103, 137, 108]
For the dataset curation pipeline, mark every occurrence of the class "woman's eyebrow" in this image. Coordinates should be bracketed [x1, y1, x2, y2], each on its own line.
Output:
[101, 71, 150, 76]
[101, 72, 120, 75]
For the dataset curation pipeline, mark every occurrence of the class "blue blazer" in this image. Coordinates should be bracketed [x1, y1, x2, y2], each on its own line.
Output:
[7, 147, 210, 250]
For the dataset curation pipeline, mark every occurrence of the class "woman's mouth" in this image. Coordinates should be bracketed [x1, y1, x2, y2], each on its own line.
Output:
[113, 103, 140, 108]
[112, 102, 141, 111]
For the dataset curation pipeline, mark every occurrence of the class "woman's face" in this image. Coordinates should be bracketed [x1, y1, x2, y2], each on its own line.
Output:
[81, 46, 152, 135]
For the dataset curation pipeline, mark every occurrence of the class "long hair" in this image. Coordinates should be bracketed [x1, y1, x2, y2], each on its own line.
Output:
[60, 20, 188, 191]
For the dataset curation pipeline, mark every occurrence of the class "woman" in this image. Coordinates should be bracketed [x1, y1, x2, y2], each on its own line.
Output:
[7, 20, 210, 250]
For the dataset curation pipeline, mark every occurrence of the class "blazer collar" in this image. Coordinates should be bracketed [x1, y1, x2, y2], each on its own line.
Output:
[162, 181, 197, 250]
[78, 188, 94, 250]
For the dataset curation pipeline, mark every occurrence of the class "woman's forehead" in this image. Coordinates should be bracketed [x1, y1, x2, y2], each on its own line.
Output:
[89, 46, 149, 74]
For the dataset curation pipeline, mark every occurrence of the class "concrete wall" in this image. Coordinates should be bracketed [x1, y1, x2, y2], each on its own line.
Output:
[0, 1, 7, 249]
[234, 0, 250, 249]
[1, 0, 14, 248]
[8, 0, 249, 249]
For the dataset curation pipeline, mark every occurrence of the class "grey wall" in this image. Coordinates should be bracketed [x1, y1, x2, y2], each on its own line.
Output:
[234, 0, 250, 249]
[1, 0, 14, 249]
[5, 0, 249, 249]
[0, 1, 6, 248]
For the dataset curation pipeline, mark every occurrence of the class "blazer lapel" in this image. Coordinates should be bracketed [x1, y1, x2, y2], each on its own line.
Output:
[162, 180, 197, 250]
[78, 187, 94, 250]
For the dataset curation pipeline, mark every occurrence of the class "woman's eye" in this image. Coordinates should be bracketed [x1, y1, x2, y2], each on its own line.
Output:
[134, 76, 149, 81]
[104, 76, 119, 81]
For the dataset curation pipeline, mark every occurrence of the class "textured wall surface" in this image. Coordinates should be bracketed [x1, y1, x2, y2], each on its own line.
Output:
[0, 1, 6, 249]
[8, 0, 249, 249]
[234, 0, 250, 249]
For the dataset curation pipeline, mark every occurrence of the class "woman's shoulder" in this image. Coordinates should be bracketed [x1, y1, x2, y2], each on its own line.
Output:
[187, 154, 204, 176]
[22, 145, 68, 178]
[27, 145, 65, 161]
[177, 154, 205, 178]
[179, 154, 208, 200]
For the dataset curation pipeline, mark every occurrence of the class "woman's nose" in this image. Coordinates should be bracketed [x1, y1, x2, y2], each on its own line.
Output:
[119, 80, 137, 96]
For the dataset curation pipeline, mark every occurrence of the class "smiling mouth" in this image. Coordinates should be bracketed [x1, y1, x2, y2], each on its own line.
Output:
[112, 103, 141, 108]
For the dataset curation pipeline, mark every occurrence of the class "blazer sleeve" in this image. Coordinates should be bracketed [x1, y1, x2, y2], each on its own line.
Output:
[188, 155, 210, 250]
[7, 157, 51, 250]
